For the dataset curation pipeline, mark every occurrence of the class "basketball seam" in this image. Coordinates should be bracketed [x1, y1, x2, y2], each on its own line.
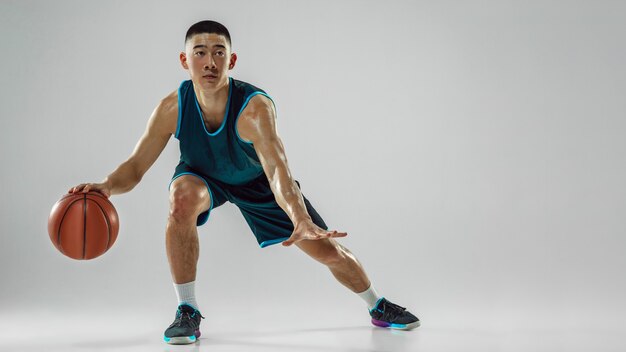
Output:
[56, 198, 84, 257]
[87, 196, 113, 251]
[83, 194, 87, 260]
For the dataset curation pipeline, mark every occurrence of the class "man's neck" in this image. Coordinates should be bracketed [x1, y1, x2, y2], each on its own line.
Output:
[194, 77, 230, 111]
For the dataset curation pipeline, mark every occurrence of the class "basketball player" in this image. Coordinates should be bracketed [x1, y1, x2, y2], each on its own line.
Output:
[70, 20, 419, 344]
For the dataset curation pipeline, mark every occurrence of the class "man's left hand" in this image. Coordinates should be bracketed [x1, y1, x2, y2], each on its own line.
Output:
[282, 220, 347, 247]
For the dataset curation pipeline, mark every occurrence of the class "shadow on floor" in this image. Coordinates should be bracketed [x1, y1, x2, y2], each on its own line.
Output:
[68, 325, 418, 352]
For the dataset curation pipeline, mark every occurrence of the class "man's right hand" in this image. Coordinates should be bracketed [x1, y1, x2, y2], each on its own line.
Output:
[69, 182, 112, 198]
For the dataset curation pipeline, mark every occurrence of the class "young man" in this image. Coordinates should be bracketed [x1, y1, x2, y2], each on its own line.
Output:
[70, 20, 419, 345]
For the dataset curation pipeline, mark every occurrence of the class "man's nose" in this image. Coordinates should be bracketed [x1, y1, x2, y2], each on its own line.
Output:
[204, 57, 216, 70]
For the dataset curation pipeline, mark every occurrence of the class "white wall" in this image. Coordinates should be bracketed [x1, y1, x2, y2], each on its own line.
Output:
[1, 0, 625, 332]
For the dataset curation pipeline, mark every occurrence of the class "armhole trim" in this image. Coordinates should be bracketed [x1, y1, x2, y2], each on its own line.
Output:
[235, 91, 276, 144]
[174, 81, 186, 139]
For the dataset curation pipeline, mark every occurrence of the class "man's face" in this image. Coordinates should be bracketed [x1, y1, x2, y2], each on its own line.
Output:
[180, 33, 236, 88]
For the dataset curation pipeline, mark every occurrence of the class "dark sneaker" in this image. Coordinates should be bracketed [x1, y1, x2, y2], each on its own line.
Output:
[369, 298, 420, 330]
[163, 304, 204, 344]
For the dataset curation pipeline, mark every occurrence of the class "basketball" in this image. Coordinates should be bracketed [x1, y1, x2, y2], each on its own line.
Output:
[48, 191, 120, 260]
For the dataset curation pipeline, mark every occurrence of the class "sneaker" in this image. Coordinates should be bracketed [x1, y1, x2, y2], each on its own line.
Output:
[369, 297, 420, 330]
[163, 304, 204, 344]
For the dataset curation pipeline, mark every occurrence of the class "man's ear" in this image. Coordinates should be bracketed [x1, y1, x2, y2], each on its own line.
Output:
[180, 52, 189, 70]
[229, 53, 238, 70]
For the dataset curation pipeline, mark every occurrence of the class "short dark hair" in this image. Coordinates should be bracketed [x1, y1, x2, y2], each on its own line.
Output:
[185, 20, 231, 47]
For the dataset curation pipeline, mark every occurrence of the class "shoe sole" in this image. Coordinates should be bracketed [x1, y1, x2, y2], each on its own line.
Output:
[371, 318, 421, 330]
[164, 330, 201, 345]
[164, 335, 197, 344]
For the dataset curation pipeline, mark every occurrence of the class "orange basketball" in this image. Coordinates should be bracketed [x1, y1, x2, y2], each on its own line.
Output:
[48, 191, 119, 260]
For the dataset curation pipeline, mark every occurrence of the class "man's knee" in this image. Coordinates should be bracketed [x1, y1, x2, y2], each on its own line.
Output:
[169, 177, 211, 222]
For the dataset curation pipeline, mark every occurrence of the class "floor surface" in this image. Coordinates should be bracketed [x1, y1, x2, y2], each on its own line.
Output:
[1, 309, 624, 352]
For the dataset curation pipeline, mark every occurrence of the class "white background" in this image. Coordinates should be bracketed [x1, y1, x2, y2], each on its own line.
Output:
[1, 1, 625, 351]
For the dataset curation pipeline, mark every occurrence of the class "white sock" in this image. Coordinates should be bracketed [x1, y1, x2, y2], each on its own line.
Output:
[356, 285, 382, 310]
[173, 281, 199, 311]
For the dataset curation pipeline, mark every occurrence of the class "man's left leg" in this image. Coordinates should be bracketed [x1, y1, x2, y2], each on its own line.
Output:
[296, 238, 420, 330]
[295, 238, 370, 292]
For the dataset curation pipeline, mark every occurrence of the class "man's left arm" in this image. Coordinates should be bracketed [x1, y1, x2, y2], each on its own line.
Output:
[237, 95, 347, 246]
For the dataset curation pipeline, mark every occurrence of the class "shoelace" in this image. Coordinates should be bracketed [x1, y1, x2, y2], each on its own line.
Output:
[380, 301, 406, 321]
[173, 309, 205, 327]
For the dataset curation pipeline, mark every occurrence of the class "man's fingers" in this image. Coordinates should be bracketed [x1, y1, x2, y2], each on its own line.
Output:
[70, 184, 89, 193]
[69, 184, 110, 197]
[322, 230, 347, 237]
[283, 228, 349, 248]
[329, 231, 348, 238]
[318, 230, 335, 238]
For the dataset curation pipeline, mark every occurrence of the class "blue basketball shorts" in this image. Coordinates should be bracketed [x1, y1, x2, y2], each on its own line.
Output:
[169, 161, 328, 248]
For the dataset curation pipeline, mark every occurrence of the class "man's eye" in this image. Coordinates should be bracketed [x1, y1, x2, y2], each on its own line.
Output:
[195, 51, 205, 56]
[215, 51, 225, 56]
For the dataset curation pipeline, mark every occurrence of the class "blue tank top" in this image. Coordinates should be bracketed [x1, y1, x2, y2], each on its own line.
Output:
[175, 77, 273, 185]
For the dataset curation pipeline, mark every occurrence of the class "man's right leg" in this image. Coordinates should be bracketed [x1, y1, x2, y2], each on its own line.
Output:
[166, 175, 211, 284]
[164, 175, 211, 345]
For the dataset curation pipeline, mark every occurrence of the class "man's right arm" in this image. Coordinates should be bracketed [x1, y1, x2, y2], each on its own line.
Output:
[69, 91, 178, 197]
